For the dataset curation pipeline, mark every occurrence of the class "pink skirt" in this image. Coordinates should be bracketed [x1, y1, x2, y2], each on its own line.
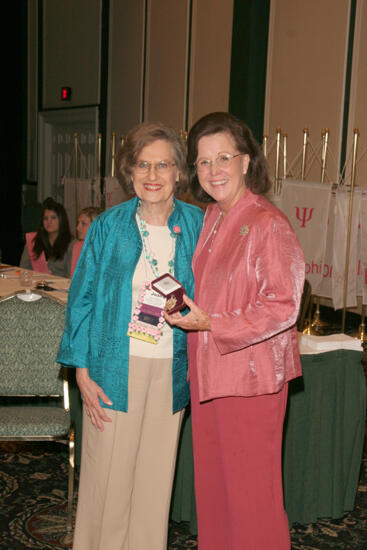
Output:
[190, 358, 291, 550]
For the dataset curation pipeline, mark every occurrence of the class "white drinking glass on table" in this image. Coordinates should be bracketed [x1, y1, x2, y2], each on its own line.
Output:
[17, 270, 41, 302]
[20, 270, 33, 294]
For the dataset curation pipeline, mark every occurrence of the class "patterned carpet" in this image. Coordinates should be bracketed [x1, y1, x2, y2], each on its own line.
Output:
[0, 436, 366, 549]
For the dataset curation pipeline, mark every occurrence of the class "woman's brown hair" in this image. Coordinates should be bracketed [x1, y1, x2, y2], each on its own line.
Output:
[33, 197, 72, 260]
[187, 112, 271, 203]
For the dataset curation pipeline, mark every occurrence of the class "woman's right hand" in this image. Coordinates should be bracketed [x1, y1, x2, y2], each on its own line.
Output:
[164, 294, 211, 331]
[76, 368, 113, 431]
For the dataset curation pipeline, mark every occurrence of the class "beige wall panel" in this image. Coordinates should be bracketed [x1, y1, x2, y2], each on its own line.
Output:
[144, 0, 189, 129]
[346, 0, 367, 186]
[188, 0, 234, 129]
[264, 0, 350, 183]
[107, 0, 145, 160]
[43, 0, 101, 109]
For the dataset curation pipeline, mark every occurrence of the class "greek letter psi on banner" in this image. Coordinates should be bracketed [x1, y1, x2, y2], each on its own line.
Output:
[278, 180, 332, 296]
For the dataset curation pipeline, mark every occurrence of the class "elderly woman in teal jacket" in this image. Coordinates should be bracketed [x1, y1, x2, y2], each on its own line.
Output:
[57, 122, 203, 550]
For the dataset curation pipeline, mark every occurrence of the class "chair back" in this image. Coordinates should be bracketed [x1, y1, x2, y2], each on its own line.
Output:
[0, 295, 66, 396]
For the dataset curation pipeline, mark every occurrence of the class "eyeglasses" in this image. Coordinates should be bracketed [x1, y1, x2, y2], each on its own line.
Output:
[194, 152, 243, 173]
[134, 160, 176, 174]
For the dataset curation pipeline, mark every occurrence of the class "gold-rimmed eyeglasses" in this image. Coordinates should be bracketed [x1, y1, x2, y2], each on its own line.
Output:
[194, 152, 243, 173]
[134, 160, 176, 174]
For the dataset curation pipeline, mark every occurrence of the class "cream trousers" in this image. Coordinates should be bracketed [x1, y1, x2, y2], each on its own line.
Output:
[72, 356, 184, 550]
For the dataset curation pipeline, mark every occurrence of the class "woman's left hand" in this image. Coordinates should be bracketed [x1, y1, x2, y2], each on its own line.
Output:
[164, 294, 211, 331]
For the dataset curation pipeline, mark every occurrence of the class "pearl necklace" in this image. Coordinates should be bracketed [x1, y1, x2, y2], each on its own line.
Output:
[200, 211, 223, 253]
[137, 201, 176, 278]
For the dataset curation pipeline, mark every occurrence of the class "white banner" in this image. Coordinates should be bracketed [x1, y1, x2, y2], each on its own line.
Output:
[279, 179, 332, 295]
[104, 177, 129, 209]
[317, 193, 335, 299]
[331, 187, 361, 309]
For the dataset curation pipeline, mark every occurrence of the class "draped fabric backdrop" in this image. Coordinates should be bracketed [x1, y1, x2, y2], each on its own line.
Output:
[104, 177, 129, 209]
[62, 177, 101, 231]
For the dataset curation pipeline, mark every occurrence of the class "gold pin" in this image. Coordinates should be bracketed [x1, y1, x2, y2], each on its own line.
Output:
[165, 296, 177, 311]
[240, 225, 249, 236]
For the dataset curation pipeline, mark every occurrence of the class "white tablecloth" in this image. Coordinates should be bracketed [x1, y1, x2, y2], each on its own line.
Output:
[0, 265, 70, 305]
[298, 332, 363, 355]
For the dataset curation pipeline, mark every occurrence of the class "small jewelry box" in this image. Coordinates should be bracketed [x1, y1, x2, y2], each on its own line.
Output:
[151, 273, 185, 314]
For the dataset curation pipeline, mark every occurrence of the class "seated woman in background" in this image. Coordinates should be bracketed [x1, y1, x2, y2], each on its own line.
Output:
[71, 206, 103, 276]
[20, 197, 74, 278]
[76, 206, 103, 241]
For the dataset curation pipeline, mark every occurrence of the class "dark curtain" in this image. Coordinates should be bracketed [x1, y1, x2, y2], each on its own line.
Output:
[229, 0, 270, 144]
[0, 1, 27, 265]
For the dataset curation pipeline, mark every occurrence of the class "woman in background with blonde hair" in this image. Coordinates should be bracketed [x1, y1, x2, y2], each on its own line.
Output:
[76, 207, 103, 241]
[71, 206, 103, 276]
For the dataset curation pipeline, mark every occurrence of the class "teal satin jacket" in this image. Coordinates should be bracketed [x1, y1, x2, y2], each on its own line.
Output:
[57, 197, 204, 413]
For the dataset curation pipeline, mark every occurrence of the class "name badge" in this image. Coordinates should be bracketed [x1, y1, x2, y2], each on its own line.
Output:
[127, 283, 166, 344]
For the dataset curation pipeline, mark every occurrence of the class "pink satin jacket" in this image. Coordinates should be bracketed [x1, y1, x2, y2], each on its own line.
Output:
[189, 189, 305, 402]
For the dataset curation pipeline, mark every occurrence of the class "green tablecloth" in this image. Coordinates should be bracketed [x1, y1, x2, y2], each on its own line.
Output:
[170, 349, 366, 532]
[170, 407, 197, 530]
[283, 349, 366, 525]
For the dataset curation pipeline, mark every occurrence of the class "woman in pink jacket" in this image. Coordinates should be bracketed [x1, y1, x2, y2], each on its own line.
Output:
[166, 112, 305, 550]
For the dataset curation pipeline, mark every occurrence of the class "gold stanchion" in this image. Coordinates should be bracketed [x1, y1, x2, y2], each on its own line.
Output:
[358, 304, 366, 341]
[97, 133, 104, 205]
[97, 133, 102, 179]
[74, 133, 79, 216]
[179, 129, 188, 145]
[303, 294, 314, 334]
[321, 128, 329, 183]
[298, 125, 323, 335]
[341, 128, 359, 333]
[301, 127, 309, 181]
[311, 129, 330, 333]
[111, 132, 116, 177]
[283, 133, 287, 179]
[263, 134, 268, 159]
[120, 135, 125, 147]
[275, 127, 281, 195]
[74, 133, 78, 180]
